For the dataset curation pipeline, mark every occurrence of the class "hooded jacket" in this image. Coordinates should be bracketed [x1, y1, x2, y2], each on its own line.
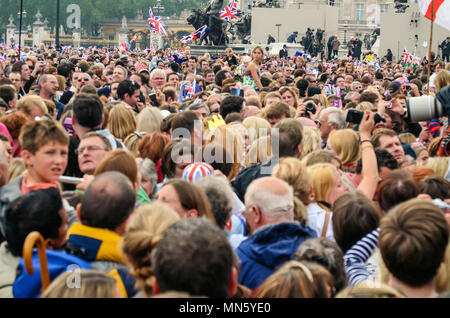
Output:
[66, 222, 137, 297]
[236, 221, 318, 290]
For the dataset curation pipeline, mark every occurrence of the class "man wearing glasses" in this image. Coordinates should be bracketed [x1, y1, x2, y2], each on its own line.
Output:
[76, 132, 112, 176]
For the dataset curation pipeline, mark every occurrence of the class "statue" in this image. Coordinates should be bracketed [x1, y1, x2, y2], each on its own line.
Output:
[187, 0, 231, 45]
[232, 12, 251, 44]
[364, 28, 379, 50]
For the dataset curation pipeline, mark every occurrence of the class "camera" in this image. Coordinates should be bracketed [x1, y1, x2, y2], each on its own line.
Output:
[406, 85, 450, 122]
[149, 93, 157, 103]
[346, 109, 385, 125]
[306, 102, 316, 114]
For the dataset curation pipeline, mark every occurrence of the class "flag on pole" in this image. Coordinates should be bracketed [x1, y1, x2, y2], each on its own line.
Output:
[180, 25, 208, 43]
[220, 0, 239, 21]
[401, 48, 410, 64]
[148, 7, 167, 36]
[418, 0, 450, 31]
[131, 34, 138, 42]
[186, 78, 201, 99]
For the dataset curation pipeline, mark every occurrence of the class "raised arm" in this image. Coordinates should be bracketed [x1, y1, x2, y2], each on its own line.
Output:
[357, 111, 379, 200]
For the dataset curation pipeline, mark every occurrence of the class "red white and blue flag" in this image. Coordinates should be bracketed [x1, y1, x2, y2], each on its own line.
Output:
[401, 48, 410, 64]
[148, 7, 167, 36]
[220, 0, 239, 21]
[131, 33, 138, 42]
[186, 78, 201, 99]
[180, 25, 208, 43]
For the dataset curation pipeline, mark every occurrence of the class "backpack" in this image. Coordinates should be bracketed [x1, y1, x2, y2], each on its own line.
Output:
[13, 249, 91, 298]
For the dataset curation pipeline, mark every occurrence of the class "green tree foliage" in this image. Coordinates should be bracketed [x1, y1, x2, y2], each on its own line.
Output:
[0, 0, 209, 36]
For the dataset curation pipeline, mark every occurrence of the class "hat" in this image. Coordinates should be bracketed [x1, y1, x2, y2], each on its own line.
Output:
[136, 63, 148, 73]
[182, 162, 214, 183]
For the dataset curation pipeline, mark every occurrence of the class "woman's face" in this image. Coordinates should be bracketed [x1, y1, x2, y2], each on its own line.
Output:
[156, 184, 186, 218]
[416, 149, 429, 166]
[327, 171, 348, 206]
[174, 154, 193, 178]
[282, 91, 296, 107]
[139, 173, 153, 197]
[24, 141, 68, 183]
[252, 49, 263, 62]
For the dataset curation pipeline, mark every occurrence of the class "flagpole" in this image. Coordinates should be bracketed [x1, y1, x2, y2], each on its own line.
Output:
[426, 0, 434, 95]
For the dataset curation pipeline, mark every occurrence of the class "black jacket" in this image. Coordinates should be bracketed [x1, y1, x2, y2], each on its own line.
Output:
[231, 157, 278, 202]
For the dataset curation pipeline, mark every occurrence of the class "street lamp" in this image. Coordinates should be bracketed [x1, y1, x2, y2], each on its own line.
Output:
[154, 0, 165, 16]
[275, 23, 281, 42]
[55, 0, 60, 50]
[343, 23, 348, 47]
[18, 1, 26, 56]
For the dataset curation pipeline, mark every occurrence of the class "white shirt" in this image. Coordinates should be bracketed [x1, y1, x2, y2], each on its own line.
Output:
[306, 202, 335, 242]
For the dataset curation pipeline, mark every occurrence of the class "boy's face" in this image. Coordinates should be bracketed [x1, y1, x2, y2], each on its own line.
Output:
[23, 141, 68, 184]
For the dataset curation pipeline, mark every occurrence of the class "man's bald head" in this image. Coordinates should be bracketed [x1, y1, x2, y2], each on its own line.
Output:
[244, 176, 294, 230]
[80, 171, 136, 231]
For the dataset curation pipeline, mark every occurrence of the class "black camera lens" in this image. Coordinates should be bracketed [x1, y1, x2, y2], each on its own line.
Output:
[306, 102, 316, 114]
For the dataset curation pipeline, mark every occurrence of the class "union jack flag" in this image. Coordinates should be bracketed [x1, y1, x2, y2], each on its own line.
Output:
[185, 79, 201, 99]
[131, 33, 138, 42]
[148, 7, 167, 36]
[401, 49, 410, 64]
[180, 25, 208, 44]
[220, 0, 238, 21]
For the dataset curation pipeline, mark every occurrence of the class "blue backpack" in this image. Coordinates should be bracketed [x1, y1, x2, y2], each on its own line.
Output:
[13, 249, 91, 298]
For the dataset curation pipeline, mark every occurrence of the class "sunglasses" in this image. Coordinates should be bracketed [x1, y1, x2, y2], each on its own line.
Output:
[78, 78, 90, 82]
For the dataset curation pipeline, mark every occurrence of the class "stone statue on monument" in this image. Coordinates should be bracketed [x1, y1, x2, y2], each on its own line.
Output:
[187, 0, 230, 46]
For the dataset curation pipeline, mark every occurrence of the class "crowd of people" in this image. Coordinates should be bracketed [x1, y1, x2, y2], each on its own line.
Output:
[0, 39, 448, 299]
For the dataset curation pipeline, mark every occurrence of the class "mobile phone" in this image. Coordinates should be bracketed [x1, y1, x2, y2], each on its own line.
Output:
[331, 99, 341, 108]
[149, 93, 157, 103]
[231, 88, 243, 97]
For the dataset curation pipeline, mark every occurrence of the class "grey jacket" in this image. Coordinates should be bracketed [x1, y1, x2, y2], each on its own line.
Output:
[0, 176, 79, 240]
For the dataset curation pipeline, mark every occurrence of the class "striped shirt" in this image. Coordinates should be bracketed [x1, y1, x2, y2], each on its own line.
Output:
[344, 228, 380, 286]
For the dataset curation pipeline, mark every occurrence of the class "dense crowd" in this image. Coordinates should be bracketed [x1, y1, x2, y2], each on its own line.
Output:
[0, 41, 448, 299]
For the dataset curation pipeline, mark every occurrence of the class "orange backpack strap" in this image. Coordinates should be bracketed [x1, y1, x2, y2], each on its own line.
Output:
[321, 210, 331, 238]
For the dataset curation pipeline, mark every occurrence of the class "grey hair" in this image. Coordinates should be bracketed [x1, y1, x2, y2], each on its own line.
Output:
[321, 108, 346, 129]
[136, 157, 158, 196]
[194, 175, 234, 229]
[245, 178, 294, 222]
[188, 102, 210, 116]
[150, 68, 166, 81]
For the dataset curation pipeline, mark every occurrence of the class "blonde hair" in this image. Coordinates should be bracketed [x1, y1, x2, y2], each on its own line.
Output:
[41, 270, 119, 298]
[327, 129, 361, 168]
[16, 95, 48, 117]
[307, 163, 338, 203]
[242, 116, 271, 146]
[311, 94, 329, 108]
[7, 158, 26, 183]
[123, 132, 146, 158]
[136, 107, 163, 133]
[300, 126, 322, 159]
[205, 125, 244, 180]
[398, 132, 416, 145]
[272, 158, 312, 222]
[121, 202, 180, 297]
[425, 157, 449, 177]
[335, 281, 405, 298]
[434, 70, 450, 92]
[245, 135, 272, 166]
[355, 101, 376, 112]
[107, 104, 137, 140]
